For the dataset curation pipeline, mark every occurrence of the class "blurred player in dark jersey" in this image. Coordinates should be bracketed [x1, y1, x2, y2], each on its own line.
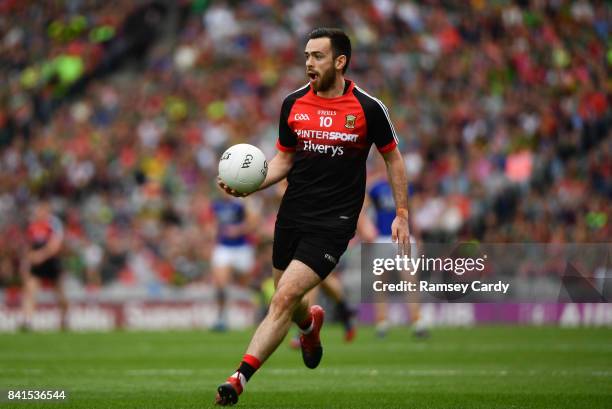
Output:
[21, 200, 67, 331]
[215, 28, 411, 406]
[210, 192, 258, 331]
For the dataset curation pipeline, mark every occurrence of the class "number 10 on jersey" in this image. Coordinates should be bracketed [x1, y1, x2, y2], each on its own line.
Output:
[319, 116, 332, 128]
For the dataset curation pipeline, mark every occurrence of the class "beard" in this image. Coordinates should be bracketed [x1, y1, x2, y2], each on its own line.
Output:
[311, 67, 336, 93]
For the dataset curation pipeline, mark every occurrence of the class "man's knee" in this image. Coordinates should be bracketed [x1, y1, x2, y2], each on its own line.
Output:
[269, 285, 303, 319]
[25, 277, 37, 292]
[272, 268, 283, 289]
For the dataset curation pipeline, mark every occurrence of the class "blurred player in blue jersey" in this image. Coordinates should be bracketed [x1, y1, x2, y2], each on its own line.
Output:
[211, 192, 259, 331]
[367, 170, 428, 338]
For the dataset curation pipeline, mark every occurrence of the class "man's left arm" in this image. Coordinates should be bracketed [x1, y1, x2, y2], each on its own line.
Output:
[381, 148, 410, 245]
[28, 230, 63, 265]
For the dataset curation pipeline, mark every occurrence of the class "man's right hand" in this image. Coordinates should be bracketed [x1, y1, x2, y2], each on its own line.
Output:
[217, 177, 250, 198]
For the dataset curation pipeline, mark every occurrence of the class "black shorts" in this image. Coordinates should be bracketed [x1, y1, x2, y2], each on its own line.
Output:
[272, 225, 353, 280]
[31, 257, 62, 281]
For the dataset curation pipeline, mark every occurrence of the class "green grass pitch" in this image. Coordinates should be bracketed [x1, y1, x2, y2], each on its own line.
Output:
[1, 326, 611, 408]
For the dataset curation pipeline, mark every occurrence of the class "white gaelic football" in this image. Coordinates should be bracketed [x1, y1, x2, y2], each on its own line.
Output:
[218, 144, 268, 194]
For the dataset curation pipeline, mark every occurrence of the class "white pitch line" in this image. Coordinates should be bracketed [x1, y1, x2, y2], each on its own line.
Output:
[125, 369, 195, 376]
[342, 343, 612, 352]
[3, 367, 609, 378]
[265, 368, 612, 377]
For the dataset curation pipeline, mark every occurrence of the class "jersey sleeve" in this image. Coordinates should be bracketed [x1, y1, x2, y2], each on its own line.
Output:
[50, 215, 64, 241]
[367, 100, 398, 153]
[276, 97, 297, 152]
[354, 87, 399, 153]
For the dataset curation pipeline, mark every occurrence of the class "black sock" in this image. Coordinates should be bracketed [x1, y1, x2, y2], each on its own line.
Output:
[336, 300, 351, 330]
[216, 288, 226, 321]
[234, 354, 261, 382]
[237, 361, 257, 381]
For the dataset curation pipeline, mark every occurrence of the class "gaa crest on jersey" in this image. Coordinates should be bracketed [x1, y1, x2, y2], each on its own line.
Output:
[344, 114, 356, 129]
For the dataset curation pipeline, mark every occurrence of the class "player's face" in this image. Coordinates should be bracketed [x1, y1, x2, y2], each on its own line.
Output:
[31, 203, 49, 221]
[304, 38, 337, 93]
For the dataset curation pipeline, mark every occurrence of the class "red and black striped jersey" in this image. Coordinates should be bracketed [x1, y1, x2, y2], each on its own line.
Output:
[276, 80, 398, 234]
[27, 216, 63, 250]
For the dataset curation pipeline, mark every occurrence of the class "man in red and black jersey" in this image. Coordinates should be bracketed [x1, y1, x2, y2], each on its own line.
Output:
[21, 200, 67, 330]
[216, 28, 410, 406]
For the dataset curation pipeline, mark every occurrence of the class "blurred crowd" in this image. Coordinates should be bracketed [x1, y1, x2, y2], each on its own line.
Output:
[0, 0, 610, 291]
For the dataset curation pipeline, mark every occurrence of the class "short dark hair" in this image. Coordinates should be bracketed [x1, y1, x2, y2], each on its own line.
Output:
[308, 28, 351, 74]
